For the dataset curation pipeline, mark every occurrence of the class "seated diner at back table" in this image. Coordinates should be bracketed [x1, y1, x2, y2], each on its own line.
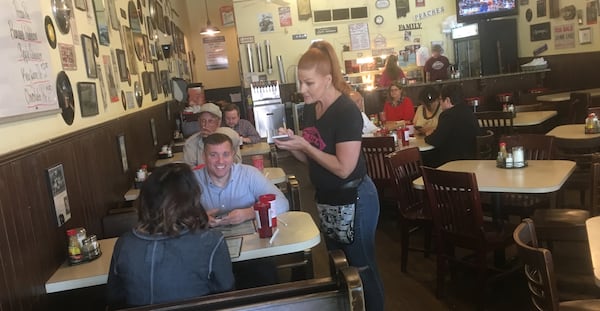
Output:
[382, 81, 415, 122]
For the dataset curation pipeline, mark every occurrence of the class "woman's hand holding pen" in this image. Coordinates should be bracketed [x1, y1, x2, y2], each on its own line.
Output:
[273, 127, 304, 151]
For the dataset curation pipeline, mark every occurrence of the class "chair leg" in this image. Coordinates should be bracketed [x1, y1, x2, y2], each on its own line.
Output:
[423, 223, 432, 258]
[400, 222, 410, 273]
[476, 252, 488, 311]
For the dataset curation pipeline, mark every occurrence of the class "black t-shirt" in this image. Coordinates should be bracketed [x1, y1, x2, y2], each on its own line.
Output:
[302, 95, 366, 191]
[424, 104, 480, 167]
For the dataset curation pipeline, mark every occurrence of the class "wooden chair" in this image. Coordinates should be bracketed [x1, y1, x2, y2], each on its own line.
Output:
[554, 136, 600, 209]
[567, 92, 591, 124]
[362, 136, 396, 201]
[475, 129, 495, 159]
[475, 111, 514, 140]
[385, 147, 432, 273]
[422, 166, 517, 307]
[513, 218, 600, 311]
[495, 134, 555, 218]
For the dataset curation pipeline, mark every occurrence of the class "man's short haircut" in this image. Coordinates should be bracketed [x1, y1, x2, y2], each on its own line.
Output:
[223, 103, 240, 114]
[440, 84, 465, 106]
[203, 133, 233, 150]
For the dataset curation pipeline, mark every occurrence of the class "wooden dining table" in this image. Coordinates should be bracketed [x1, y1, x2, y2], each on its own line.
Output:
[413, 160, 576, 218]
[547, 124, 600, 141]
[537, 88, 600, 102]
[45, 211, 321, 294]
[513, 110, 557, 127]
[586, 216, 600, 287]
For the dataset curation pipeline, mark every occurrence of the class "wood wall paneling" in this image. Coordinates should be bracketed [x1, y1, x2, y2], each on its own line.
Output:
[0, 102, 181, 310]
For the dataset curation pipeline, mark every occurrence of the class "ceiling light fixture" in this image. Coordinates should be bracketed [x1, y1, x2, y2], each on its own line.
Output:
[200, 0, 220, 36]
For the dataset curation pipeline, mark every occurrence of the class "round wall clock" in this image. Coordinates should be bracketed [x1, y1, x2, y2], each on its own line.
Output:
[374, 15, 384, 25]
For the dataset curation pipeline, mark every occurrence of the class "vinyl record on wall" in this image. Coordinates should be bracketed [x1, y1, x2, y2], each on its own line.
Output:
[56, 71, 75, 125]
[45, 16, 57, 49]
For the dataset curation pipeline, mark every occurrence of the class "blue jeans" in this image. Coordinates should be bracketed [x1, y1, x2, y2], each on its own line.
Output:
[322, 176, 385, 311]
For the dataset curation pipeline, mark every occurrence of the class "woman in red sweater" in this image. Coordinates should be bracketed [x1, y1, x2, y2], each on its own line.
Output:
[382, 81, 414, 122]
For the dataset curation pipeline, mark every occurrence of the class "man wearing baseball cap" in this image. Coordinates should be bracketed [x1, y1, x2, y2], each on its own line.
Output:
[183, 103, 242, 168]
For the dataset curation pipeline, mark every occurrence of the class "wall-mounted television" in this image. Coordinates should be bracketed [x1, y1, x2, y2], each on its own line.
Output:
[456, 0, 518, 23]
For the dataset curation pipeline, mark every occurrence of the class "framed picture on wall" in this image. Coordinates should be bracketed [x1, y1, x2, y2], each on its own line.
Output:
[81, 34, 98, 78]
[116, 49, 128, 82]
[45, 163, 72, 227]
[117, 134, 129, 172]
[77, 82, 99, 117]
[150, 118, 158, 146]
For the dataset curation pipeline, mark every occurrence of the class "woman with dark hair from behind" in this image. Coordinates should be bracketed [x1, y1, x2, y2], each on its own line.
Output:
[107, 163, 234, 308]
[424, 84, 480, 167]
[377, 54, 405, 88]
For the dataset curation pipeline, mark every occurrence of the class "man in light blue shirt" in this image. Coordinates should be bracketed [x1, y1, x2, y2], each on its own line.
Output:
[194, 132, 288, 227]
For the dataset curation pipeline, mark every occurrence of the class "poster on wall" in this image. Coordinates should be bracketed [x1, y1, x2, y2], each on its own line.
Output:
[279, 7, 292, 27]
[348, 23, 370, 51]
[1, 0, 59, 123]
[46, 164, 72, 227]
[587, 1, 598, 24]
[554, 23, 575, 49]
[203, 36, 229, 70]
[220, 5, 235, 27]
[258, 13, 274, 32]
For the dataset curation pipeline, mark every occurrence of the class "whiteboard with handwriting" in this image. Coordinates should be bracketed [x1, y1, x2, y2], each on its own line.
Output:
[1, 1, 59, 123]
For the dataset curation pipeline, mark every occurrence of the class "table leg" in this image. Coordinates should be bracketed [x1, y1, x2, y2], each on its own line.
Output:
[492, 193, 506, 267]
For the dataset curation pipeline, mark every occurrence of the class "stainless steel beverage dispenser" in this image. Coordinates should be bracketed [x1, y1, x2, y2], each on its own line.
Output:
[251, 81, 286, 143]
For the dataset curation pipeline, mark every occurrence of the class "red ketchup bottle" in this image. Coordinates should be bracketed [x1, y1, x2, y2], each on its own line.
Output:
[254, 194, 276, 238]
[398, 127, 409, 146]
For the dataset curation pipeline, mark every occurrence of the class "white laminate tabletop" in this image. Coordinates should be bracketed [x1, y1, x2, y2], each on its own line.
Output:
[513, 111, 557, 126]
[154, 152, 184, 167]
[413, 160, 575, 194]
[536, 88, 600, 102]
[45, 212, 320, 293]
[546, 124, 600, 140]
[240, 142, 271, 157]
[263, 167, 287, 184]
[586, 216, 600, 287]
[234, 211, 321, 262]
[45, 238, 118, 293]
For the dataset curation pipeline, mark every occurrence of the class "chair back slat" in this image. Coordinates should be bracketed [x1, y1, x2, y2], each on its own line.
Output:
[499, 134, 554, 160]
[362, 136, 395, 188]
[422, 167, 485, 246]
[476, 129, 496, 159]
[513, 219, 560, 311]
[385, 148, 425, 213]
[475, 111, 514, 138]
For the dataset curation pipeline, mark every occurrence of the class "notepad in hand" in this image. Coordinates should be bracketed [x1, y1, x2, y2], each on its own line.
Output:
[225, 237, 242, 259]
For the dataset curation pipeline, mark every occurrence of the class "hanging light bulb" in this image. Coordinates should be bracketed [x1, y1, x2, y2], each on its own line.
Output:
[200, 0, 220, 36]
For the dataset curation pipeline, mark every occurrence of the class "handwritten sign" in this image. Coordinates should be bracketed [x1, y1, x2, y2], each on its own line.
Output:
[1, 1, 58, 123]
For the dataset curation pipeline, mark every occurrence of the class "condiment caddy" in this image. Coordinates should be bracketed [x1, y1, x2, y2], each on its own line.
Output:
[67, 227, 101, 265]
[496, 142, 527, 169]
[585, 113, 600, 134]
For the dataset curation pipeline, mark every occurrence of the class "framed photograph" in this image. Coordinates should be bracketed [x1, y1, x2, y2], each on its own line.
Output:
[58, 43, 77, 70]
[74, 0, 87, 11]
[133, 32, 145, 61]
[143, 35, 152, 63]
[93, 0, 110, 46]
[77, 82, 99, 117]
[107, 0, 120, 30]
[579, 27, 592, 44]
[45, 163, 72, 227]
[150, 72, 158, 101]
[116, 49, 128, 82]
[150, 118, 158, 146]
[122, 26, 138, 74]
[117, 134, 129, 172]
[81, 34, 98, 78]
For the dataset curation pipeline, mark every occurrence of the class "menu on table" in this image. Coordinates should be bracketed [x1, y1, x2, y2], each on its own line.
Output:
[225, 237, 242, 259]
[213, 220, 256, 238]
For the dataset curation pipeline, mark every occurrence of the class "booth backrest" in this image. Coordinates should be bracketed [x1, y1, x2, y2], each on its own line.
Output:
[117, 250, 364, 311]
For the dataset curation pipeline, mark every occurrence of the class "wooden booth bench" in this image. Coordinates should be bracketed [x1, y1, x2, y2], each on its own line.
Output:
[117, 250, 364, 311]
